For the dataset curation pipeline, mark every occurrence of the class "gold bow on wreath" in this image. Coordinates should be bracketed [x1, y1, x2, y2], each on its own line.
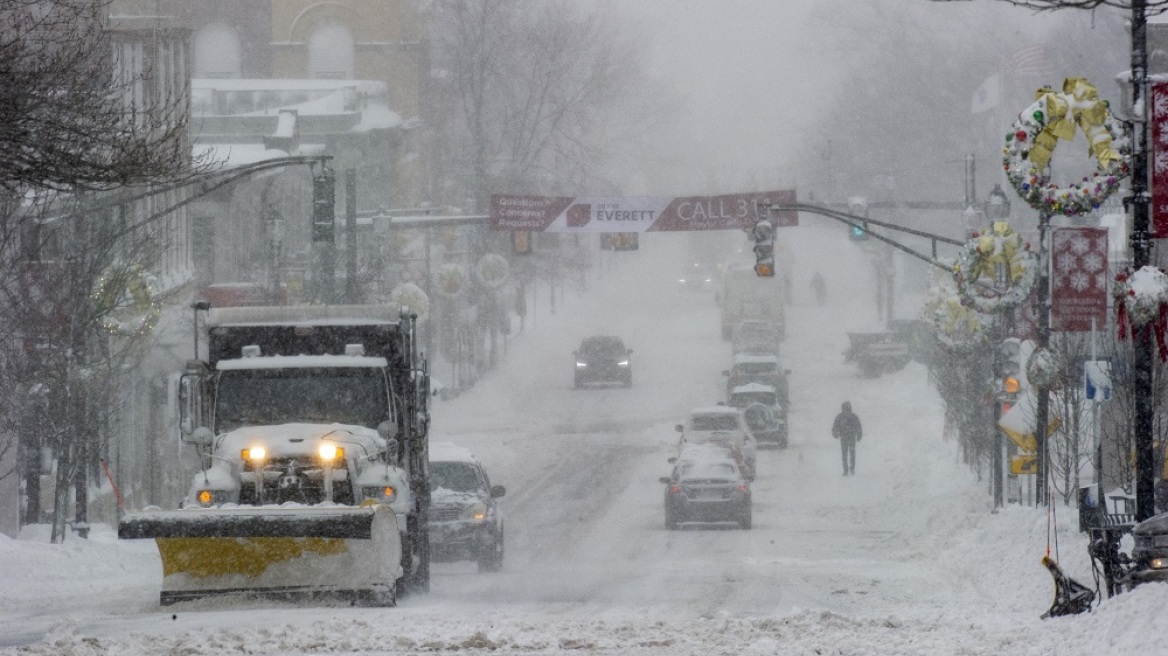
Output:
[971, 221, 1026, 283]
[1029, 78, 1122, 172]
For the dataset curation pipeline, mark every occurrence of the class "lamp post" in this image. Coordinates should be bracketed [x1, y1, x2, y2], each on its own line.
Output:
[985, 185, 1011, 509]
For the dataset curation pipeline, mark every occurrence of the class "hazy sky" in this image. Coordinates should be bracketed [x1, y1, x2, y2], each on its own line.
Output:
[607, 1, 1121, 198]
[614, 0, 832, 194]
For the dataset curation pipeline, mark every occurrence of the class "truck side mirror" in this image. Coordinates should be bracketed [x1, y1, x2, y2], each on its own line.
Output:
[183, 426, 214, 447]
[675, 424, 683, 432]
[378, 420, 399, 441]
[178, 370, 204, 436]
[490, 485, 506, 498]
[722, 370, 730, 376]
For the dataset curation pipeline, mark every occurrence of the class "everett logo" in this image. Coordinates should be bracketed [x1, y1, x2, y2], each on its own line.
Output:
[566, 204, 591, 228]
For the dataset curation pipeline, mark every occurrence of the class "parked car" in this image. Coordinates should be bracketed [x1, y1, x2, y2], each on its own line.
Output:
[574, 335, 633, 388]
[661, 445, 752, 530]
[724, 353, 789, 404]
[731, 320, 782, 357]
[727, 382, 788, 448]
[676, 406, 756, 478]
[428, 441, 506, 572]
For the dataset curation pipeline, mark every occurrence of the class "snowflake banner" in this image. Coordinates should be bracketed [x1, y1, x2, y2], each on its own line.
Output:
[1153, 81, 1168, 234]
[1051, 227, 1108, 332]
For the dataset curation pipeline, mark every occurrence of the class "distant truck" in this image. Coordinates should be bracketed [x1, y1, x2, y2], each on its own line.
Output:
[719, 265, 785, 341]
[119, 304, 432, 606]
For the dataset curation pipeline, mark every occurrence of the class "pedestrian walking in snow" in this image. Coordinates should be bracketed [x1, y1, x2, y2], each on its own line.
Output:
[832, 401, 862, 475]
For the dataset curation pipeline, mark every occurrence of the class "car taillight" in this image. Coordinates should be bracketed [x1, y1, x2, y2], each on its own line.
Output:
[669, 484, 682, 494]
[738, 484, 748, 493]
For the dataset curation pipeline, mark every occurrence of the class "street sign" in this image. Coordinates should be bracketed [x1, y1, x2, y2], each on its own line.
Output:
[1010, 455, 1037, 475]
[489, 191, 798, 233]
[1084, 360, 1112, 401]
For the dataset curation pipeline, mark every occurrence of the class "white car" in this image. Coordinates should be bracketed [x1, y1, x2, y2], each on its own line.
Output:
[675, 406, 756, 478]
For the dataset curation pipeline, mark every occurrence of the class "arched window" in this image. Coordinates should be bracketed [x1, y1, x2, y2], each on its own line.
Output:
[193, 24, 241, 79]
[308, 22, 354, 79]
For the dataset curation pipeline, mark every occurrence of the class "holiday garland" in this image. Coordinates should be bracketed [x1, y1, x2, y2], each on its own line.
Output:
[923, 268, 991, 349]
[1003, 78, 1130, 217]
[1114, 265, 1168, 360]
[389, 282, 430, 321]
[92, 265, 162, 340]
[953, 222, 1038, 314]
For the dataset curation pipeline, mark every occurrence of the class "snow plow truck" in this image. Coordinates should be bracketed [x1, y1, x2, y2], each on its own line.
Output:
[118, 303, 432, 606]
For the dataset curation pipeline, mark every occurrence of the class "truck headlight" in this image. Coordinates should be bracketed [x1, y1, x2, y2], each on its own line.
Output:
[194, 489, 230, 507]
[462, 502, 488, 522]
[241, 446, 266, 461]
[576, 362, 587, 368]
[618, 360, 629, 367]
[1150, 557, 1168, 570]
[319, 444, 345, 461]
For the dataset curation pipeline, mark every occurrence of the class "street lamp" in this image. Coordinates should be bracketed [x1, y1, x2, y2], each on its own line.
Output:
[984, 184, 1011, 221]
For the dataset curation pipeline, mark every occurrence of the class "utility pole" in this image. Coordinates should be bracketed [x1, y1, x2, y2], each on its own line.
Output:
[1130, 0, 1156, 523]
[1034, 212, 1052, 507]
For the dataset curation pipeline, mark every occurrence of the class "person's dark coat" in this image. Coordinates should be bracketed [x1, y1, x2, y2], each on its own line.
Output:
[832, 402, 862, 443]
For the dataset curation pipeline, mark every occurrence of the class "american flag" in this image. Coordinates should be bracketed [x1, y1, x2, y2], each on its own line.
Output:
[1013, 45, 1053, 78]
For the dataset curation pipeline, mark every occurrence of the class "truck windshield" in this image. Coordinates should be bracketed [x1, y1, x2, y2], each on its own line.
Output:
[215, 367, 389, 432]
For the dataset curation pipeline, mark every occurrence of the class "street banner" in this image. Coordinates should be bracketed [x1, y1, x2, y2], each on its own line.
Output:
[1153, 81, 1168, 236]
[489, 191, 797, 233]
[1050, 227, 1108, 332]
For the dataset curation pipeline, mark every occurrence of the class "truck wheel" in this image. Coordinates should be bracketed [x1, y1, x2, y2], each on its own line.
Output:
[355, 583, 397, 607]
[738, 508, 752, 530]
[477, 530, 504, 573]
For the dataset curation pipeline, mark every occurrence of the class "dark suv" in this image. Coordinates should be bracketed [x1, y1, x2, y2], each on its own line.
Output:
[428, 442, 506, 572]
[574, 335, 632, 388]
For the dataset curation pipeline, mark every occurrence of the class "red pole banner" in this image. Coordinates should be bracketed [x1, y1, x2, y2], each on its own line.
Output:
[1050, 227, 1108, 332]
[1153, 81, 1168, 237]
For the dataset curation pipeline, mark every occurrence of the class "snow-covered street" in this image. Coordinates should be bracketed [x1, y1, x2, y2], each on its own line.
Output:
[3, 223, 1168, 655]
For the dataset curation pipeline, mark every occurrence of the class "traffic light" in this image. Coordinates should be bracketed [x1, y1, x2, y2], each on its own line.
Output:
[847, 196, 869, 241]
[752, 218, 774, 277]
[312, 165, 335, 243]
[998, 337, 1023, 398]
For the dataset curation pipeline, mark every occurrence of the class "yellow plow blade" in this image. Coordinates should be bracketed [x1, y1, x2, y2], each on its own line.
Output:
[120, 505, 401, 606]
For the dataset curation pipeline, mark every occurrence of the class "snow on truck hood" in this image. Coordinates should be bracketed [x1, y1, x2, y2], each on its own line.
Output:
[217, 354, 389, 370]
[216, 423, 386, 458]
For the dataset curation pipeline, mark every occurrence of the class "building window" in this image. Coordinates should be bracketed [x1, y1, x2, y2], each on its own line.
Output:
[193, 24, 241, 79]
[308, 22, 354, 79]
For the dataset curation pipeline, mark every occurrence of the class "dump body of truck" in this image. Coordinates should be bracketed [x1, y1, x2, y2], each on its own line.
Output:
[119, 305, 431, 606]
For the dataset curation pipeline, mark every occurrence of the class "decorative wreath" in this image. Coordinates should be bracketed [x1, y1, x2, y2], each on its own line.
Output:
[953, 222, 1038, 314]
[92, 265, 162, 339]
[1003, 77, 1130, 217]
[475, 253, 510, 290]
[1114, 266, 1168, 360]
[922, 268, 991, 349]
[435, 263, 467, 297]
[388, 282, 430, 322]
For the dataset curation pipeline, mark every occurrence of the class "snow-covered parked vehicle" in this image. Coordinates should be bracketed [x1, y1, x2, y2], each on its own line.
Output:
[727, 382, 788, 448]
[428, 441, 506, 572]
[676, 406, 756, 479]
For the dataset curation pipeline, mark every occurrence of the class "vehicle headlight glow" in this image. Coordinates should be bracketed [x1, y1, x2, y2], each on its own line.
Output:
[319, 444, 345, 461]
[576, 362, 587, 368]
[462, 502, 488, 521]
[241, 446, 266, 461]
[1151, 557, 1168, 570]
[197, 489, 214, 506]
[618, 360, 629, 367]
[363, 486, 396, 502]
